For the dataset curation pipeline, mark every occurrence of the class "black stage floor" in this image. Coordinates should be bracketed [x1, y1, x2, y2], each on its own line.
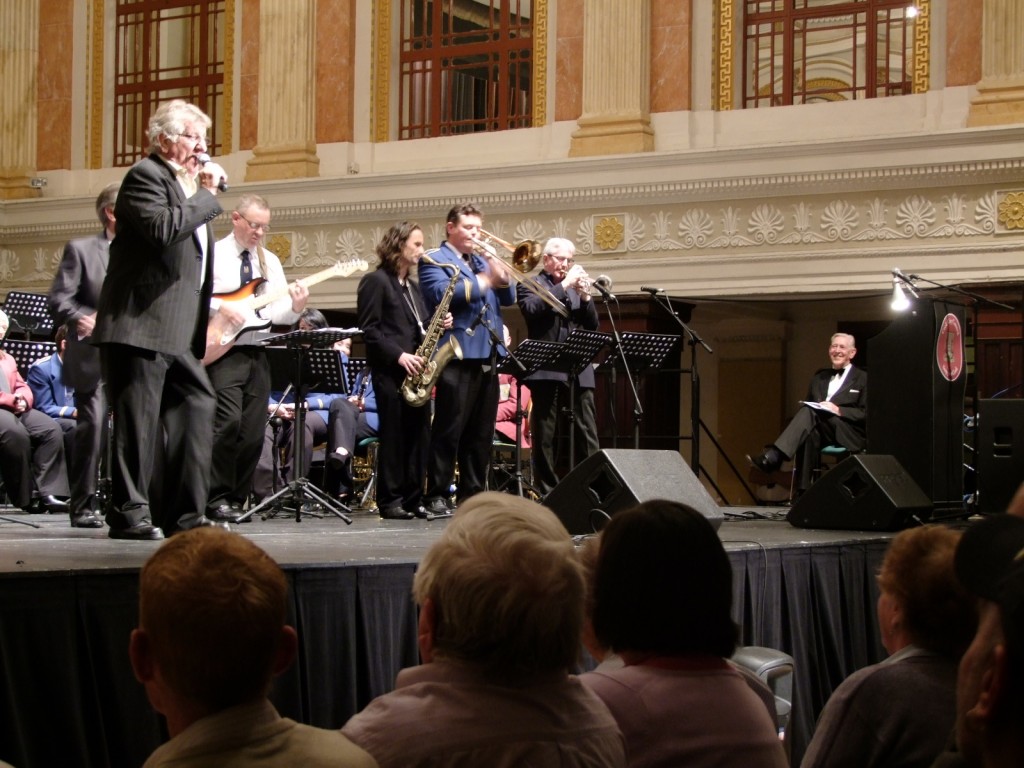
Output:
[0, 503, 910, 768]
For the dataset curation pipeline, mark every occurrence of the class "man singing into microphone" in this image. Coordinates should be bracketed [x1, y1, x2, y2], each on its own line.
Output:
[518, 237, 600, 497]
[747, 332, 867, 498]
[94, 99, 228, 540]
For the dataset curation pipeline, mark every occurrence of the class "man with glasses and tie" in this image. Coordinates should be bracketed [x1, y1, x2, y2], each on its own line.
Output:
[93, 99, 229, 540]
[747, 332, 867, 498]
[204, 194, 308, 523]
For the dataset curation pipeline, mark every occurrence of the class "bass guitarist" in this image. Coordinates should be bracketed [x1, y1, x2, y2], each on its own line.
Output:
[205, 194, 309, 522]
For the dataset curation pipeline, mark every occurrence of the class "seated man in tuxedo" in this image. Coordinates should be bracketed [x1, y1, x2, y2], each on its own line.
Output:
[0, 309, 70, 514]
[747, 332, 867, 497]
[26, 325, 77, 467]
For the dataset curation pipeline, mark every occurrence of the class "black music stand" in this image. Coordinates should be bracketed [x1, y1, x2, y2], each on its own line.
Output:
[0, 339, 57, 376]
[599, 332, 680, 447]
[2, 291, 53, 339]
[240, 328, 359, 524]
[543, 329, 611, 470]
[493, 340, 559, 498]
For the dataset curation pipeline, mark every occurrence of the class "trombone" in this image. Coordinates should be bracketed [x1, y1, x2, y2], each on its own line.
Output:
[471, 229, 569, 318]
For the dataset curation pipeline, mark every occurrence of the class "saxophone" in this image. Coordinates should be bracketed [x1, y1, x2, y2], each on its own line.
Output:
[400, 255, 464, 406]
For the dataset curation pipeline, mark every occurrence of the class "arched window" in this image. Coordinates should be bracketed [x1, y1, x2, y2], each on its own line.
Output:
[397, 0, 535, 139]
[112, 0, 228, 165]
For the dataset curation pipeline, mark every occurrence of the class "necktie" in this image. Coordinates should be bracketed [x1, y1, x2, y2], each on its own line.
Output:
[240, 249, 253, 287]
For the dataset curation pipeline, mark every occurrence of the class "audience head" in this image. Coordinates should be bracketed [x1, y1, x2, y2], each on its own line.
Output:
[375, 221, 423, 276]
[953, 515, 1024, 765]
[876, 525, 976, 659]
[129, 528, 296, 731]
[591, 499, 737, 659]
[576, 533, 608, 663]
[412, 492, 583, 683]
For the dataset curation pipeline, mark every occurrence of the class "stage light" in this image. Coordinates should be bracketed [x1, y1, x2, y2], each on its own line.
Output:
[891, 277, 911, 311]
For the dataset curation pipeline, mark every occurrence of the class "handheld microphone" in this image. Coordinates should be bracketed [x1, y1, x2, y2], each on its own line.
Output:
[195, 153, 229, 192]
[593, 275, 615, 301]
[640, 285, 664, 295]
[465, 303, 489, 337]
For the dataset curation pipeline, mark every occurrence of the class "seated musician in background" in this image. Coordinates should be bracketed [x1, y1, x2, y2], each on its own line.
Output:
[0, 309, 70, 514]
[495, 324, 531, 449]
[26, 325, 77, 468]
[747, 332, 867, 498]
[205, 194, 308, 524]
[325, 362, 378, 504]
[250, 309, 342, 503]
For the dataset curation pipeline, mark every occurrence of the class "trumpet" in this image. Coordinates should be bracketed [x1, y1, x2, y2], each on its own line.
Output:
[471, 230, 569, 318]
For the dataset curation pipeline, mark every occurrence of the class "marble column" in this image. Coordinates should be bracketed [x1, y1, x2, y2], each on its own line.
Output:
[967, 0, 1024, 126]
[569, 0, 654, 157]
[0, 0, 40, 200]
[245, 0, 321, 181]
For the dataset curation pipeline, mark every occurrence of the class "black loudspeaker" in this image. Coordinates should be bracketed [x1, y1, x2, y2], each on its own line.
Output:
[544, 449, 723, 535]
[976, 399, 1024, 515]
[787, 454, 932, 531]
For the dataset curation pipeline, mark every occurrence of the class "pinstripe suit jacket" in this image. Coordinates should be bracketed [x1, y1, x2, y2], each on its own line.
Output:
[94, 153, 221, 358]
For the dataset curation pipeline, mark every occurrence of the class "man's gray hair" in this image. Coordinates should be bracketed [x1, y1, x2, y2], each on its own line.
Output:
[147, 100, 213, 154]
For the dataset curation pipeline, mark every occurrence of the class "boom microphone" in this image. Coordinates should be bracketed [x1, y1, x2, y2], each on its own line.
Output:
[195, 153, 229, 192]
[640, 286, 664, 295]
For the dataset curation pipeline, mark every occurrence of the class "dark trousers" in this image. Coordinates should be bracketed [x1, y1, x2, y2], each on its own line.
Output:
[374, 368, 428, 512]
[324, 398, 376, 495]
[70, 386, 106, 516]
[528, 380, 600, 496]
[426, 360, 499, 503]
[0, 409, 69, 508]
[206, 347, 271, 509]
[774, 406, 866, 493]
[102, 344, 215, 532]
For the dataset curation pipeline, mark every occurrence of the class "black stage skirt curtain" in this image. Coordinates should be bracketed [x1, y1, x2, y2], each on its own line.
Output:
[1, 539, 888, 767]
[727, 538, 890, 764]
[0, 563, 418, 768]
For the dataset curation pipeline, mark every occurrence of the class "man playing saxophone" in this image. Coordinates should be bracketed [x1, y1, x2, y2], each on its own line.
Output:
[357, 222, 451, 520]
[418, 203, 516, 517]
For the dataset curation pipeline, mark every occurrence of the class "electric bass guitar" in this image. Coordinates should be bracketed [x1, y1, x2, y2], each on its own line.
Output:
[202, 258, 367, 366]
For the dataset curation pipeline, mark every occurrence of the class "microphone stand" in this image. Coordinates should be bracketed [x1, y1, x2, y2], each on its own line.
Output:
[596, 290, 643, 448]
[650, 292, 713, 473]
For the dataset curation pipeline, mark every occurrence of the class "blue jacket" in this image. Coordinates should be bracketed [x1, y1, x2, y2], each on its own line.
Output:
[26, 353, 76, 419]
[419, 241, 515, 361]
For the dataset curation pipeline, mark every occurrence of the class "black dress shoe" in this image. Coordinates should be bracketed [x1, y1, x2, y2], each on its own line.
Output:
[40, 495, 70, 514]
[747, 449, 782, 475]
[109, 522, 165, 541]
[179, 516, 231, 532]
[207, 504, 245, 523]
[422, 498, 453, 519]
[70, 511, 105, 529]
[379, 506, 414, 520]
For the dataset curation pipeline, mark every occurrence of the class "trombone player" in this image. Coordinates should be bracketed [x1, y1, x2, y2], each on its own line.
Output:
[518, 237, 600, 497]
[419, 203, 516, 517]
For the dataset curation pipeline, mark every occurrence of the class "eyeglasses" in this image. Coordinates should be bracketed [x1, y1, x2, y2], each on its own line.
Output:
[547, 254, 574, 264]
[178, 132, 207, 144]
[240, 215, 271, 234]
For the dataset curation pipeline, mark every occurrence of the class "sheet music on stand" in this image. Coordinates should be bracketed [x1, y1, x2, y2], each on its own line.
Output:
[598, 332, 680, 374]
[1, 339, 57, 375]
[496, 339, 563, 380]
[544, 329, 611, 378]
[2, 291, 54, 338]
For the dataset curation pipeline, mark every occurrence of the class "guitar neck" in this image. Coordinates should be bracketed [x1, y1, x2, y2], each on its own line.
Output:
[246, 265, 351, 312]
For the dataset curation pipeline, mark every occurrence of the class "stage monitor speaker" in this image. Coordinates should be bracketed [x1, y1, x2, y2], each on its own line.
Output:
[786, 454, 932, 531]
[543, 449, 723, 535]
[976, 399, 1024, 515]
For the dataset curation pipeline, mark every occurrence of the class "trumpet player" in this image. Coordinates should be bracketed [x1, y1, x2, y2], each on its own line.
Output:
[518, 237, 601, 497]
[418, 203, 516, 517]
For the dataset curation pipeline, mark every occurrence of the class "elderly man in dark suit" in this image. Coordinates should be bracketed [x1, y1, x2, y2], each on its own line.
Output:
[748, 332, 868, 496]
[93, 99, 228, 540]
[518, 237, 601, 497]
[48, 182, 119, 528]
